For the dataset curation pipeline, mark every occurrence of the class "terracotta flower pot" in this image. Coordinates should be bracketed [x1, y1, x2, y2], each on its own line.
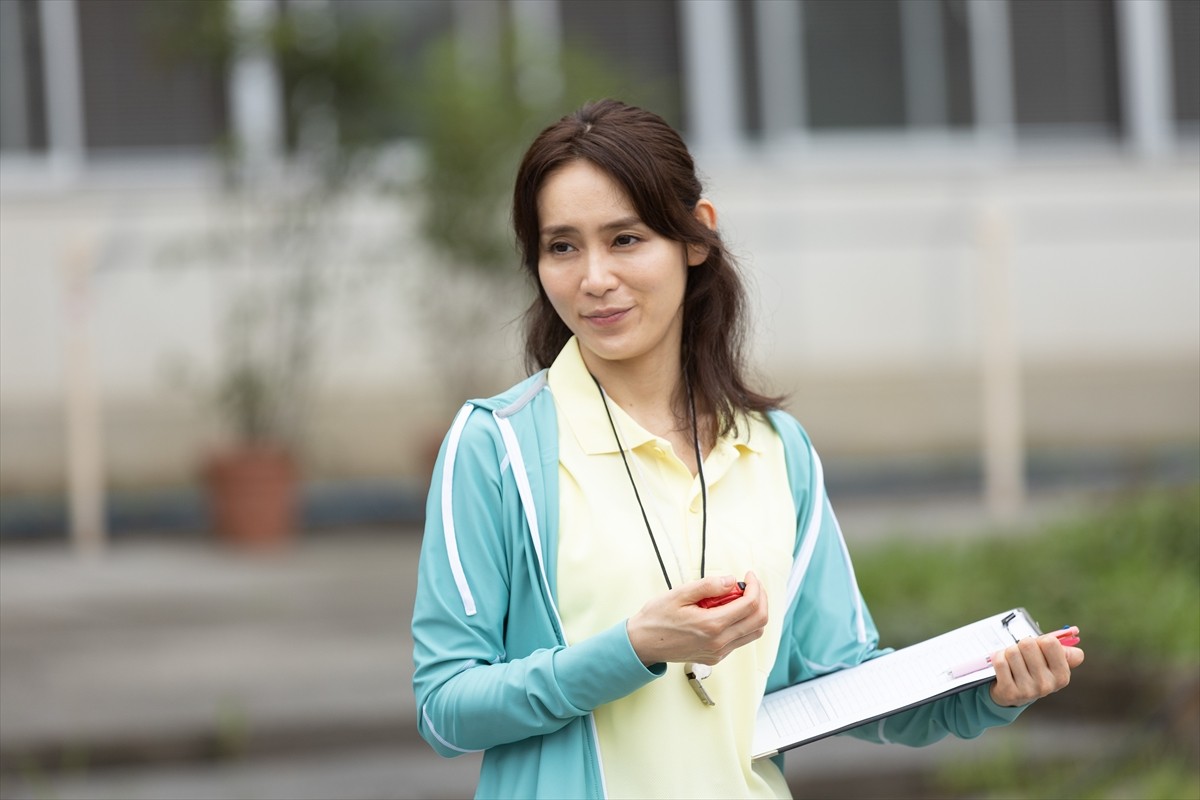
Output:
[204, 445, 298, 550]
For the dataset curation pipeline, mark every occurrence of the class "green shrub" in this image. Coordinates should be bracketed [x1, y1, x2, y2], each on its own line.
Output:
[855, 484, 1200, 666]
[937, 745, 1200, 800]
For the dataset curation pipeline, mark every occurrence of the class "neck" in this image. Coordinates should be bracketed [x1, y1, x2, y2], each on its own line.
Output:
[586, 347, 713, 478]
[582, 350, 682, 423]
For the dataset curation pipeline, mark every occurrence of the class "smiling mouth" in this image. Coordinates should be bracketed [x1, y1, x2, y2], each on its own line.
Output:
[584, 308, 630, 326]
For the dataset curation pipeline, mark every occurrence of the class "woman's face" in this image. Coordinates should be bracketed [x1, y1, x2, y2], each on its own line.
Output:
[536, 160, 706, 376]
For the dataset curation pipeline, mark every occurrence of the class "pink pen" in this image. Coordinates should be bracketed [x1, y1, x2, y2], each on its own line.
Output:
[948, 626, 1081, 679]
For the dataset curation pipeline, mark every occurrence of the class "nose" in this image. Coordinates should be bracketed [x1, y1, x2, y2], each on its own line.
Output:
[581, 250, 619, 296]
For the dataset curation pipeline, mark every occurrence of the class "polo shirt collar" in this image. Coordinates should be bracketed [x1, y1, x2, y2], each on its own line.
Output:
[547, 337, 762, 457]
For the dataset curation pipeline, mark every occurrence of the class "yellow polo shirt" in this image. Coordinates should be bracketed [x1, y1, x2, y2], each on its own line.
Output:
[548, 338, 797, 799]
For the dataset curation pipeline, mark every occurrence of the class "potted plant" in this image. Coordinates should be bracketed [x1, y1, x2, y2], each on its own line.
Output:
[200, 294, 301, 550]
[155, 1, 396, 549]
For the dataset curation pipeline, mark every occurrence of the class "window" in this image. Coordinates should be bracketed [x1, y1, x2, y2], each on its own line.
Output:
[331, 0, 454, 140]
[1170, 0, 1199, 127]
[0, 0, 48, 153]
[559, 0, 683, 129]
[76, 0, 228, 153]
[940, 0, 974, 128]
[797, 0, 974, 132]
[735, 0, 761, 136]
[1008, 0, 1121, 137]
[804, 0, 906, 129]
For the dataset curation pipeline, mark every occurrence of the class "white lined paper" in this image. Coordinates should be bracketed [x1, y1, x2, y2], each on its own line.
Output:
[753, 609, 1040, 758]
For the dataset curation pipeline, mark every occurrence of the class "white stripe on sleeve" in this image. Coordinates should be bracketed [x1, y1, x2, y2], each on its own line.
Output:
[422, 704, 484, 754]
[828, 503, 868, 644]
[783, 448, 867, 643]
[784, 446, 826, 609]
[494, 414, 567, 641]
[442, 404, 477, 616]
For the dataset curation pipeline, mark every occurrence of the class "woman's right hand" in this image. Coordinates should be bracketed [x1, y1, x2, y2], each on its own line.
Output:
[626, 572, 768, 667]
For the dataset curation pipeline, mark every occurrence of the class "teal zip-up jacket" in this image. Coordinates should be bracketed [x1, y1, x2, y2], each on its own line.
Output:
[412, 372, 1025, 799]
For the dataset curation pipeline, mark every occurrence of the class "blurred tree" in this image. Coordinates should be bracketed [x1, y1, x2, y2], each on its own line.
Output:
[152, 0, 399, 546]
[405, 22, 669, 403]
[154, 0, 676, 481]
[156, 0, 399, 449]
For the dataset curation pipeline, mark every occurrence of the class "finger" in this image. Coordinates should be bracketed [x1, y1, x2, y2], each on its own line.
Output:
[991, 647, 1012, 683]
[1017, 636, 1046, 669]
[1036, 629, 1079, 655]
[1064, 646, 1085, 669]
[989, 648, 1020, 706]
[679, 575, 740, 604]
[741, 571, 766, 604]
[1018, 635, 1067, 697]
[716, 575, 768, 627]
[1036, 636, 1071, 692]
[1039, 635, 1071, 674]
[992, 644, 1035, 706]
[715, 627, 767, 661]
[1005, 641, 1037, 692]
[747, 571, 767, 618]
[719, 602, 769, 648]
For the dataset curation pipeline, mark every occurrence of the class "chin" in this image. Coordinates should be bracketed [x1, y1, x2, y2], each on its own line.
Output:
[578, 335, 640, 365]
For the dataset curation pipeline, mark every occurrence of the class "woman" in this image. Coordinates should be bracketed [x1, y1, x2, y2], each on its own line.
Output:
[412, 99, 1083, 799]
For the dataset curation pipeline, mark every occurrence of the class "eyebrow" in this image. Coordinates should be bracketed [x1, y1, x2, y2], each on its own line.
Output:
[539, 215, 644, 238]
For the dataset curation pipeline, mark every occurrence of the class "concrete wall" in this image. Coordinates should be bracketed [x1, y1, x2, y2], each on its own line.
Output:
[1, 153, 1197, 494]
[716, 153, 1200, 460]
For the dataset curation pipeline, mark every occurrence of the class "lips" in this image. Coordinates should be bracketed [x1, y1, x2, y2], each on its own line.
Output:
[583, 307, 630, 327]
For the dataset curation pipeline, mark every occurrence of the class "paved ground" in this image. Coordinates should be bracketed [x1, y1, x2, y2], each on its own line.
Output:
[0, 493, 1134, 799]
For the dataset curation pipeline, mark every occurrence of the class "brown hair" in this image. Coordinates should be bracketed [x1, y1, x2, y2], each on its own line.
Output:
[512, 99, 781, 437]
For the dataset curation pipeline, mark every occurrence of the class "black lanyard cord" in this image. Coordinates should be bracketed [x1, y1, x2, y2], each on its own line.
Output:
[591, 374, 708, 592]
[688, 379, 709, 581]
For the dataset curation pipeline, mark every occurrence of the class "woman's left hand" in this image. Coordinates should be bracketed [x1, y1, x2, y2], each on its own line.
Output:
[989, 629, 1085, 707]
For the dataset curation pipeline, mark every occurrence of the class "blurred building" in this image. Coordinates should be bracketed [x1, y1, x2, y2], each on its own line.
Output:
[1, 1, 1197, 532]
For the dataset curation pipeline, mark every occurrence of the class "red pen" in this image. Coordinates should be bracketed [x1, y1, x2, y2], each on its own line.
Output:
[948, 626, 1081, 679]
[698, 581, 746, 609]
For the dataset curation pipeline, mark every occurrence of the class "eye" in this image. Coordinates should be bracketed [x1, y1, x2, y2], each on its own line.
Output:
[547, 241, 575, 255]
[614, 233, 640, 247]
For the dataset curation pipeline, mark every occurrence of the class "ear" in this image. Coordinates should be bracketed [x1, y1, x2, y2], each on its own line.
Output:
[686, 199, 718, 267]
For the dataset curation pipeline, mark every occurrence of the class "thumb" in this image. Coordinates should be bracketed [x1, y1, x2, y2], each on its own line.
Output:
[679, 575, 737, 603]
[1064, 646, 1086, 669]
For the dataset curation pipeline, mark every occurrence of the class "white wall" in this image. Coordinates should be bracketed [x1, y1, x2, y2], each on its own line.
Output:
[713, 157, 1199, 368]
[1, 153, 1197, 493]
[712, 153, 1199, 456]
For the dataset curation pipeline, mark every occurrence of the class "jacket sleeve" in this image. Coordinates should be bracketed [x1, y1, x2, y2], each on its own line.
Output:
[768, 412, 1027, 747]
[411, 406, 662, 758]
[845, 683, 1027, 746]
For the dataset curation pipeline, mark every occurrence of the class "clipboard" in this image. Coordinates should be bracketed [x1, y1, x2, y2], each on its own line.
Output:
[752, 608, 1042, 759]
